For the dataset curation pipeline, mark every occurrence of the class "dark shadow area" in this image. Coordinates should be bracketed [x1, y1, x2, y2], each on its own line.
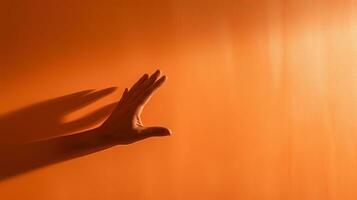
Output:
[0, 70, 171, 181]
[0, 88, 117, 181]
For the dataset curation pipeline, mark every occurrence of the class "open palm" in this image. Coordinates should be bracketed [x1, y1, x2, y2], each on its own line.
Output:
[99, 70, 171, 144]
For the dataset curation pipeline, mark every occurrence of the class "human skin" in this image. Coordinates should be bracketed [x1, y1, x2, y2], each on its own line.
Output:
[0, 69, 171, 180]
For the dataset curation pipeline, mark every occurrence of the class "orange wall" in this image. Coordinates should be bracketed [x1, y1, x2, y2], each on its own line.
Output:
[1, 0, 357, 199]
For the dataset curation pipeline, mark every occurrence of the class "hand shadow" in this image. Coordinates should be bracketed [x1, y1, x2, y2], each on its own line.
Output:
[0, 88, 117, 180]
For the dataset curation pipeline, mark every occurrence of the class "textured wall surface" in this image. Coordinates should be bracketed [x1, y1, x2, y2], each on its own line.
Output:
[1, 0, 357, 199]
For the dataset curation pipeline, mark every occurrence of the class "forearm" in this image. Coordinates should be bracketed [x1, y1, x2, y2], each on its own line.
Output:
[42, 128, 116, 156]
[0, 128, 116, 180]
[0, 69, 170, 181]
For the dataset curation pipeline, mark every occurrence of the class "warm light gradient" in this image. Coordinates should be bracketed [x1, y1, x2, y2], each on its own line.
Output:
[1, 0, 357, 199]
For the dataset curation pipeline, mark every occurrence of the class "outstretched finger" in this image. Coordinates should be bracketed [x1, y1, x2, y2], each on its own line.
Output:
[130, 127, 171, 142]
[128, 70, 161, 103]
[135, 75, 167, 107]
[141, 127, 171, 136]
[128, 74, 149, 95]
[139, 70, 161, 92]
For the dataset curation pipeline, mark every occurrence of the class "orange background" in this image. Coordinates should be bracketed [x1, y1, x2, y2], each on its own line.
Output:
[1, 0, 357, 199]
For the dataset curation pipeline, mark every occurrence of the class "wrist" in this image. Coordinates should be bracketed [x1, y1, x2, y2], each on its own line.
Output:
[92, 126, 120, 146]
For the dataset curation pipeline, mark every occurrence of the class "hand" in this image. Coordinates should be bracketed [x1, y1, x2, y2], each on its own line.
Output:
[98, 70, 171, 144]
[0, 70, 171, 180]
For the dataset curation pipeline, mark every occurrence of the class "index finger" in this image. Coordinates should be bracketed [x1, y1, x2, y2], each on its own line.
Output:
[135, 75, 167, 107]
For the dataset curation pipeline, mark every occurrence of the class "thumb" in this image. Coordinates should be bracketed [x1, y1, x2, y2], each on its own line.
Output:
[140, 127, 171, 138]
